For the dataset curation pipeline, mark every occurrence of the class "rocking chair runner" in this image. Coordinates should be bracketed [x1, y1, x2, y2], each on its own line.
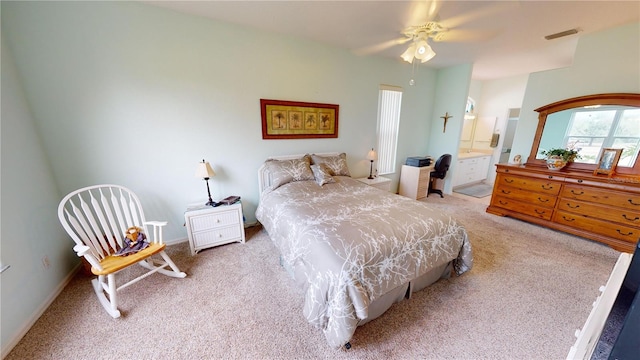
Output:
[58, 184, 186, 318]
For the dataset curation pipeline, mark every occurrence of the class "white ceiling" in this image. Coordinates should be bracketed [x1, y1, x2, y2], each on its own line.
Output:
[143, 1, 640, 80]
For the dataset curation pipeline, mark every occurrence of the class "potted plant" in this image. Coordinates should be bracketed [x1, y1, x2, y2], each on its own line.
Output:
[540, 147, 580, 170]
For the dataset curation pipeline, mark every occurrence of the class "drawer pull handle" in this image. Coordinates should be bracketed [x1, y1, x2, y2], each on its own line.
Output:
[567, 203, 580, 209]
[622, 214, 640, 222]
[218, 233, 223, 238]
[501, 190, 511, 194]
[570, 190, 584, 196]
[562, 216, 575, 222]
[505, 179, 514, 183]
[548, 175, 553, 179]
[616, 229, 633, 236]
[534, 209, 546, 215]
[499, 200, 508, 205]
[629, 199, 640, 206]
[541, 184, 553, 190]
[537, 197, 549, 203]
[577, 179, 583, 183]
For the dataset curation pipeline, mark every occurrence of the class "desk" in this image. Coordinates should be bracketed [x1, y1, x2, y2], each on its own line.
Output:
[398, 164, 435, 200]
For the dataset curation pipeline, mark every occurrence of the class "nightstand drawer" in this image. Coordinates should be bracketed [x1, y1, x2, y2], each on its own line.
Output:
[192, 225, 243, 247]
[189, 209, 240, 231]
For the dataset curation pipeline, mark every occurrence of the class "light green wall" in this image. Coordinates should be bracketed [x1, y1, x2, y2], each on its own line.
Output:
[428, 63, 473, 194]
[1, 1, 445, 240]
[1, 38, 77, 356]
[1, 2, 473, 353]
[512, 21, 640, 161]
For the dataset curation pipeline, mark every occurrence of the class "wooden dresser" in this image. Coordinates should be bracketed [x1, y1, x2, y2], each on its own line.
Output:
[487, 164, 640, 252]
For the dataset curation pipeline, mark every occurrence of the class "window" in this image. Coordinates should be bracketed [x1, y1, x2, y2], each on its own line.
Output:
[376, 85, 403, 174]
[565, 107, 640, 166]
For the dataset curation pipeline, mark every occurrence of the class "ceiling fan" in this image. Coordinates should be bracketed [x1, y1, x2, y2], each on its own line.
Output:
[399, 22, 448, 63]
[354, 0, 509, 64]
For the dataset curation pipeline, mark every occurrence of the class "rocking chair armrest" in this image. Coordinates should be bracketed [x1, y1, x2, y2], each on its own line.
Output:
[143, 221, 167, 244]
[73, 244, 102, 271]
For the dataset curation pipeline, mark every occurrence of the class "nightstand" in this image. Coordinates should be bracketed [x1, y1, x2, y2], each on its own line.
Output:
[355, 176, 392, 192]
[184, 202, 245, 255]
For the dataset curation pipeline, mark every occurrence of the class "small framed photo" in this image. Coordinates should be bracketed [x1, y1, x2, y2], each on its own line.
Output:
[593, 148, 622, 176]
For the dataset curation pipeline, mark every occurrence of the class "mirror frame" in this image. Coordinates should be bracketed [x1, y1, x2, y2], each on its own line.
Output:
[528, 93, 640, 176]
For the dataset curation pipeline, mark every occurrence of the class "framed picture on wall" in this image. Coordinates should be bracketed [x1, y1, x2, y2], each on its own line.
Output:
[260, 99, 339, 139]
[593, 148, 622, 176]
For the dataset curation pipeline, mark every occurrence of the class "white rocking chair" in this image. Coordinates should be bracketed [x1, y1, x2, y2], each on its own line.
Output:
[58, 184, 186, 318]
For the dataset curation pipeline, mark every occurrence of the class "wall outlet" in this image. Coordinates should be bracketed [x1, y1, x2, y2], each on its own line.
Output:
[42, 255, 51, 269]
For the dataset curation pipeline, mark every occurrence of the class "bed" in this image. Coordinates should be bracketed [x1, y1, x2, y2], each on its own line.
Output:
[255, 153, 473, 348]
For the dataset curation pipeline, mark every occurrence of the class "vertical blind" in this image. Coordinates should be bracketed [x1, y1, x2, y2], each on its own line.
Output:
[376, 85, 403, 174]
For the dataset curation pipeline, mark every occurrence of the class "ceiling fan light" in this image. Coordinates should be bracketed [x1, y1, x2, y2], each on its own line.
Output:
[414, 41, 435, 62]
[419, 46, 436, 63]
[401, 44, 416, 63]
[415, 40, 428, 56]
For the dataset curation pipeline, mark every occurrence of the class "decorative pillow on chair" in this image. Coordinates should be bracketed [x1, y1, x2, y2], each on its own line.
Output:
[311, 153, 351, 177]
[265, 157, 314, 190]
[311, 164, 335, 186]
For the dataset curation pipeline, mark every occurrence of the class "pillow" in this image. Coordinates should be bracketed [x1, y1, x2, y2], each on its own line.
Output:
[265, 157, 314, 190]
[311, 164, 335, 186]
[310, 153, 351, 177]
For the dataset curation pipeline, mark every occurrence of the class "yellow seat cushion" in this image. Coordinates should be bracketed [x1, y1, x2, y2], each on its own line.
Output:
[92, 242, 166, 276]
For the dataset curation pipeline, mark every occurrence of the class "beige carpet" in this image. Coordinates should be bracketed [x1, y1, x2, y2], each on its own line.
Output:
[6, 195, 619, 359]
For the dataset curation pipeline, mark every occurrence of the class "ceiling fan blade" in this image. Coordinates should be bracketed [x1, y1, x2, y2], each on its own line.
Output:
[433, 29, 500, 43]
[438, 2, 516, 29]
[405, 0, 442, 26]
[352, 37, 411, 56]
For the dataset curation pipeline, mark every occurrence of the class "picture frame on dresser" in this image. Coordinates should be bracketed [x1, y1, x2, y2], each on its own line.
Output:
[594, 148, 622, 176]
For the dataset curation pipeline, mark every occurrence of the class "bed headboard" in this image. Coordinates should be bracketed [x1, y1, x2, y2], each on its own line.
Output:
[258, 152, 340, 197]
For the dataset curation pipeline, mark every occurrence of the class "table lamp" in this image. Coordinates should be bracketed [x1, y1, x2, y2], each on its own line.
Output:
[366, 148, 377, 179]
[195, 159, 216, 206]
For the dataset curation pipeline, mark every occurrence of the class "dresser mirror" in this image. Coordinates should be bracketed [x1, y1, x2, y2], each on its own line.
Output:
[527, 93, 640, 175]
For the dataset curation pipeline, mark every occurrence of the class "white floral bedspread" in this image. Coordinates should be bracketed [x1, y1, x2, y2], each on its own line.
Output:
[255, 176, 472, 348]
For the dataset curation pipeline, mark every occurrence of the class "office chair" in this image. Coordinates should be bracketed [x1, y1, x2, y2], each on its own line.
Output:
[428, 154, 452, 198]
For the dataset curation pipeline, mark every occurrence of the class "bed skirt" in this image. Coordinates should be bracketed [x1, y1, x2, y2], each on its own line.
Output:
[357, 261, 452, 326]
[281, 256, 452, 327]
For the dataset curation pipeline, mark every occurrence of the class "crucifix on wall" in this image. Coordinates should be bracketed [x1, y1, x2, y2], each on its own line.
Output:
[440, 112, 452, 133]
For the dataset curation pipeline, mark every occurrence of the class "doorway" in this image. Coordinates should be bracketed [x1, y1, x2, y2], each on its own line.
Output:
[499, 108, 519, 163]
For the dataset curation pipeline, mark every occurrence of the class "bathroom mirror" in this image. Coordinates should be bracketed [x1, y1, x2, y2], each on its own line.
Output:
[527, 93, 640, 175]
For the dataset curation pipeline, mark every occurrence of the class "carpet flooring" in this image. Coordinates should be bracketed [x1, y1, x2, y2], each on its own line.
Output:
[6, 195, 620, 359]
[453, 183, 494, 198]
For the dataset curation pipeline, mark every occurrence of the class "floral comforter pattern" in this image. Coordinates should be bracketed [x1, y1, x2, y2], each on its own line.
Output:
[255, 176, 472, 348]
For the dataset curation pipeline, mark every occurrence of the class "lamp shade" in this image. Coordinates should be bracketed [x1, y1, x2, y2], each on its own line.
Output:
[415, 40, 436, 63]
[366, 149, 377, 161]
[195, 160, 216, 179]
[401, 43, 416, 63]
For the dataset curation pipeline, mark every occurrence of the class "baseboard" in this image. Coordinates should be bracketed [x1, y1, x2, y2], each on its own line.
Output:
[165, 237, 188, 246]
[1, 263, 81, 359]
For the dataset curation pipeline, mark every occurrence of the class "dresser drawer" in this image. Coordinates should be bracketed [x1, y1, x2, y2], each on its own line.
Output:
[494, 186, 557, 208]
[192, 225, 243, 247]
[561, 184, 640, 211]
[557, 199, 640, 228]
[189, 209, 240, 232]
[497, 174, 561, 195]
[554, 210, 639, 243]
[491, 195, 553, 220]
